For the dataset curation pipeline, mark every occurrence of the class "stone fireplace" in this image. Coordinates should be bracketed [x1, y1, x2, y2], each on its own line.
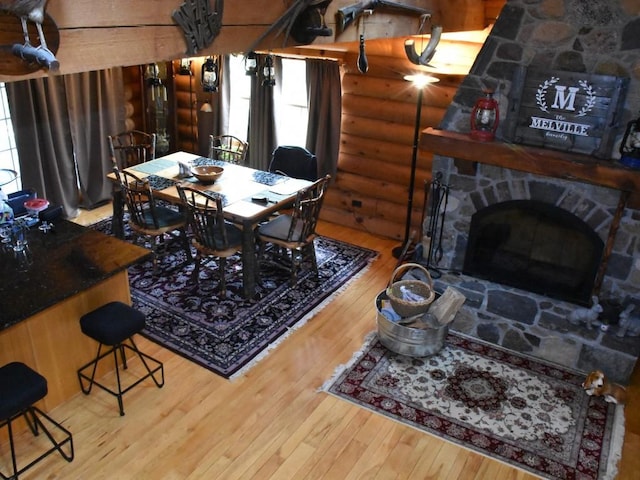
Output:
[418, 0, 640, 383]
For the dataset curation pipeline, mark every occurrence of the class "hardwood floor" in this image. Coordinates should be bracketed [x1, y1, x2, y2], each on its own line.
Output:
[3, 208, 639, 479]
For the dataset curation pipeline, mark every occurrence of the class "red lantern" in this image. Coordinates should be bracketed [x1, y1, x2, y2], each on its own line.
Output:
[470, 89, 499, 141]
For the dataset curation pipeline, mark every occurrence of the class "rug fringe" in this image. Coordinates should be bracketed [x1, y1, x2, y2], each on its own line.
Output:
[603, 405, 625, 480]
[230, 257, 379, 381]
[318, 331, 378, 392]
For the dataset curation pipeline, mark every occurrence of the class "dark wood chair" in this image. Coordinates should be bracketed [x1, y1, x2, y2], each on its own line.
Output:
[256, 175, 330, 286]
[114, 169, 191, 275]
[108, 130, 156, 169]
[268, 145, 318, 181]
[176, 184, 243, 297]
[208, 135, 248, 165]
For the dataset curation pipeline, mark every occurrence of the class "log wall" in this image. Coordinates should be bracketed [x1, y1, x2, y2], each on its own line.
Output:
[320, 48, 463, 240]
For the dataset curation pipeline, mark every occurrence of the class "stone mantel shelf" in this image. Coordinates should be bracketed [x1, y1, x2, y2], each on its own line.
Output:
[421, 127, 640, 194]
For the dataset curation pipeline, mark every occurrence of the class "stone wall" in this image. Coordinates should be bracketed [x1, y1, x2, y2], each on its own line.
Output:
[423, 0, 640, 382]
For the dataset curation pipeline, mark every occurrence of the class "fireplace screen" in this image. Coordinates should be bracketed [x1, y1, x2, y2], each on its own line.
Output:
[463, 200, 604, 305]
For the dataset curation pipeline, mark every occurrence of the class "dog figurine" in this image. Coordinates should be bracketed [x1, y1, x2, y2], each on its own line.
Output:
[582, 370, 627, 404]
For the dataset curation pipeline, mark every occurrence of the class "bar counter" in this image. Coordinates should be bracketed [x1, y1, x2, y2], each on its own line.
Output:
[0, 219, 151, 411]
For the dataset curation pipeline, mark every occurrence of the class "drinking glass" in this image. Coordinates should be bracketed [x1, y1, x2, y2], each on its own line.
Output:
[11, 221, 28, 252]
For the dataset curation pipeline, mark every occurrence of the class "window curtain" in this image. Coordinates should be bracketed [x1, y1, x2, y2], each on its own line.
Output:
[247, 54, 279, 171]
[218, 55, 231, 135]
[305, 59, 341, 179]
[7, 69, 125, 218]
[197, 55, 230, 156]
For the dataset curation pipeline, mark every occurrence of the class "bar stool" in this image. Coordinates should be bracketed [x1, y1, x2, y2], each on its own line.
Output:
[0, 362, 74, 479]
[77, 301, 164, 416]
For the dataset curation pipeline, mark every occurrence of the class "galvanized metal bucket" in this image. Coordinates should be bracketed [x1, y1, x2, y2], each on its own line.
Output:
[376, 290, 448, 357]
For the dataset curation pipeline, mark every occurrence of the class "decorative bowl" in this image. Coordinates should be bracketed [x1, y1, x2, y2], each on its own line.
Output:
[191, 165, 224, 183]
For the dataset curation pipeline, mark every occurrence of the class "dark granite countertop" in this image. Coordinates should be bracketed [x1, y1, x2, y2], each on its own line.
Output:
[0, 220, 151, 330]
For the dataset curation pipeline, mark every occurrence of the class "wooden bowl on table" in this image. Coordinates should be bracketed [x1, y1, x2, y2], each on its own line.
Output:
[191, 166, 224, 183]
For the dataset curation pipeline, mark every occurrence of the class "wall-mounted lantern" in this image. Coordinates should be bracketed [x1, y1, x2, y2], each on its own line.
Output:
[201, 56, 219, 92]
[245, 51, 258, 76]
[262, 54, 275, 87]
[620, 114, 640, 168]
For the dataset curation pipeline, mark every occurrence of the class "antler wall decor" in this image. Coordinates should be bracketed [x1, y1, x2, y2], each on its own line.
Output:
[172, 0, 223, 55]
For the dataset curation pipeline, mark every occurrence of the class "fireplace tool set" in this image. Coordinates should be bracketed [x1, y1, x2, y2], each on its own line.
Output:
[421, 171, 449, 278]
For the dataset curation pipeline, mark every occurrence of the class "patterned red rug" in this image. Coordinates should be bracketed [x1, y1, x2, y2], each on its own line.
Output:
[322, 332, 625, 480]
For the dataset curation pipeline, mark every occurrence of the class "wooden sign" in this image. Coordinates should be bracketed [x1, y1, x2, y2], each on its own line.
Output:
[504, 66, 629, 159]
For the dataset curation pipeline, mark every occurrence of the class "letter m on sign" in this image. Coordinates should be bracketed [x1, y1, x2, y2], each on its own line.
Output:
[551, 85, 579, 111]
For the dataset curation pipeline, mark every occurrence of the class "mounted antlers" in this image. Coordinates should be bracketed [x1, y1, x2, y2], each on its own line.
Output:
[405, 23, 442, 67]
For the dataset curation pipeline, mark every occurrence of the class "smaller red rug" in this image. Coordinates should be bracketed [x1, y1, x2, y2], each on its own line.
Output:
[322, 332, 625, 480]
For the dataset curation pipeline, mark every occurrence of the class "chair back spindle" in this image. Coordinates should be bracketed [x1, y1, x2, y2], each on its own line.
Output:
[208, 135, 248, 165]
[109, 130, 156, 170]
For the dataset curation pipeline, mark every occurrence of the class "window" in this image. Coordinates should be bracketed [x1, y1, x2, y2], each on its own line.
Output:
[227, 55, 251, 141]
[277, 58, 308, 146]
[227, 55, 308, 147]
[0, 83, 21, 195]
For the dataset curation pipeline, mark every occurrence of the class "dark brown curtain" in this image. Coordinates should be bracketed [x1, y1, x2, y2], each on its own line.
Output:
[247, 54, 279, 171]
[305, 59, 341, 179]
[7, 69, 124, 218]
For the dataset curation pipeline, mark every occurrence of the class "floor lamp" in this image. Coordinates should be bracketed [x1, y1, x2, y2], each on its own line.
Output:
[392, 74, 439, 259]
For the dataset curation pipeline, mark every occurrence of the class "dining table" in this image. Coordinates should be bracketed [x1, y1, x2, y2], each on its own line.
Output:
[108, 151, 313, 298]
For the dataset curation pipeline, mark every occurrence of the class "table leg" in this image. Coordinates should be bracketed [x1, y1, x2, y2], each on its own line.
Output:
[111, 188, 125, 239]
[242, 220, 257, 299]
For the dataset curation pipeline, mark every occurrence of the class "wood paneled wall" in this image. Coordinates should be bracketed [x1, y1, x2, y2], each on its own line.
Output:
[320, 43, 464, 241]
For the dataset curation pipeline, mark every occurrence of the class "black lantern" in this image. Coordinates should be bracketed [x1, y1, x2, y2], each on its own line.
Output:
[619, 114, 640, 169]
[470, 89, 499, 142]
[178, 58, 192, 76]
[245, 51, 258, 76]
[262, 54, 275, 87]
[201, 56, 219, 93]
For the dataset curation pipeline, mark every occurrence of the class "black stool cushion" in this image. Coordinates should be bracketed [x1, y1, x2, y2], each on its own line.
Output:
[0, 362, 47, 420]
[80, 301, 146, 346]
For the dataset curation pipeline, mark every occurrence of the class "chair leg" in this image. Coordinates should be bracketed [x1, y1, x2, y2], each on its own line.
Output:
[191, 252, 202, 285]
[289, 248, 301, 287]
[180, 228, 192, 261]
[218, 257, 227, 298]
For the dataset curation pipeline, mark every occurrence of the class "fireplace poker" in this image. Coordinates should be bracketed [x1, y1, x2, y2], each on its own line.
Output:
[423, 172, 449, 278]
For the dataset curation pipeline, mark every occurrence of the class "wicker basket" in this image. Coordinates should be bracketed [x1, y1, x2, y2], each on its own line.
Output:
[385, 263, 435, 318]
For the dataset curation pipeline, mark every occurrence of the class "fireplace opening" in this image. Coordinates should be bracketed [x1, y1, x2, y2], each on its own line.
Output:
[463, 200, 604, 305]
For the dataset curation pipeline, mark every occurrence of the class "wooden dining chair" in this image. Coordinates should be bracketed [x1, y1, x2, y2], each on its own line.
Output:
[208, 135, 248, 165]
[256, 175, 331, 286]
[176, 184, 243, 297]
[114, 169, 191, 275]
[268, 145, 318, 181]
[108, 130, 156, 170]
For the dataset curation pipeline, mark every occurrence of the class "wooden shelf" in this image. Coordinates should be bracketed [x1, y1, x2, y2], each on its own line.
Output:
[420, 127, 640, 193]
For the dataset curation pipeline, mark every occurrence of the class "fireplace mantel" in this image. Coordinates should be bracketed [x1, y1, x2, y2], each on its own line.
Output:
[421, 127, 640, 194]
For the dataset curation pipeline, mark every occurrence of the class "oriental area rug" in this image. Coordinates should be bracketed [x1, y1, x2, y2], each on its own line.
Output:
[92, 217, 377, 378]
[322, 332, 625, 480]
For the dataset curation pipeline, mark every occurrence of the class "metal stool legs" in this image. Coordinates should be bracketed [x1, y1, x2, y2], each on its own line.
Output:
[77, 336, 164, 416]
[0, 362, 74, 479]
